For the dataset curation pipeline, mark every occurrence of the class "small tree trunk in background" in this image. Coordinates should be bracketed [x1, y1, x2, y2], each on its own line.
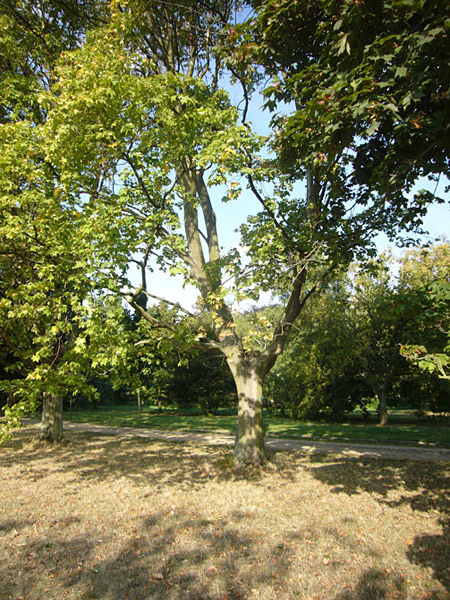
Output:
[378, 391, 388, 426]
[229, 356, 267, 467]
[137, 390, 142, 418]
[377, 368, 392, 426]
[6, 386, 14, 408]
[40, 393, 63, 441]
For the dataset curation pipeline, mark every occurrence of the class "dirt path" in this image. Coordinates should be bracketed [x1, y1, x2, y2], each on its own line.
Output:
[55, 421, 450, 462]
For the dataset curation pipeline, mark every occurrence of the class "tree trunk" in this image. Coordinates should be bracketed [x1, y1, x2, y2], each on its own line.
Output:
[378, 390, 388, 426]
[137, 390, 142, 418]
[377, 368, 391, 426]
[40, 393, 63, 441]
[228, 356, 267, 467]
[6, 386, 14, 408]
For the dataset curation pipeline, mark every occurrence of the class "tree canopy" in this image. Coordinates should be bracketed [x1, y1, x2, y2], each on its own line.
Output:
[1, 0, 449, 462]
[250, 0, 450, 198]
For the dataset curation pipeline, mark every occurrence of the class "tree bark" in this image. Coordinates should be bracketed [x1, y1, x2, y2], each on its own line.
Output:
[137, 390, 142, 418]
[228, 355, 267, 467]
[377, 366, 392, 426]
[378, 390, 389, 426]
[40, 393, 63, 441]
[6, 386, 14, 408]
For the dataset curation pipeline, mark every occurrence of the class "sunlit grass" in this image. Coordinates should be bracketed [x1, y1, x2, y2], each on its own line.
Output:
[63, 404, 450, 445]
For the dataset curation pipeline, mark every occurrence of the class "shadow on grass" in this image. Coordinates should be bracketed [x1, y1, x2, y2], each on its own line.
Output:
[0, 509, 295, 600]
[2, 428, 450, 598]
[334, 567, 407, 599]
[1, 535, 96, 599]
[304, 454, 450, 594]
[0, 427, 265, 492]
[0, 518, 33, 533]
[406, 517, 450, 592]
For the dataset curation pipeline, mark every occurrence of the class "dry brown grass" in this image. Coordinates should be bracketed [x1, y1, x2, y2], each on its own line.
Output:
[1, 426, 449, 600]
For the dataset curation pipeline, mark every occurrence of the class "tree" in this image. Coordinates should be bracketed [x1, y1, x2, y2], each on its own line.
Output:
[264, 245, 450, 423]
[400, 243, 450, 383]
[0, 0, 106, 441]
[0, 120, 99, 441]
[99, 300, 201, 415]
[348, 256, 422, 425]
[250, 0, 450, 199]
[3, 1, 446, 459]
[36, 0, 448, 466]
[264, 276, 366, 420]
[39, 2, 275, 464]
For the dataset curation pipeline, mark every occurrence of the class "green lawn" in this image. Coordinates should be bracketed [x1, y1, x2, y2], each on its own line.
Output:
[63, 404, 450, 446]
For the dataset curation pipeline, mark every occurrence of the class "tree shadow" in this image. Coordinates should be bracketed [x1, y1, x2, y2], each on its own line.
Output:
[3, 428, 449, 597]
[0, 430, 288, 597]
[0, 535, 96, 599]
[334, 567, 407, 599]
[0, 509, 296, 599]
[305, 454, 450, 594]
[406, 517, 450, 592]
[1, 427, 250, 488]
[0, 518, 32, 533]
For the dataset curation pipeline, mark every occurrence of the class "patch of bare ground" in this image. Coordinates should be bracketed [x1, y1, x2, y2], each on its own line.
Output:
[0, 426, 449, 600]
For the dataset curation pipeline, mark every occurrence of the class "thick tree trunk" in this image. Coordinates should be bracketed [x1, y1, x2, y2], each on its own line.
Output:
[228, 356, 267, 467]
[40, 393, 63, 441]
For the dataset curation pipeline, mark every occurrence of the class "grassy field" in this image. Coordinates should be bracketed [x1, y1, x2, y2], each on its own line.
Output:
[63, 405, 450, 446]
[1, 425, 449, 599]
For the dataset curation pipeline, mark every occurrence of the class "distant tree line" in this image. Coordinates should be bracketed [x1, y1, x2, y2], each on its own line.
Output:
[264, 243, 450, 422]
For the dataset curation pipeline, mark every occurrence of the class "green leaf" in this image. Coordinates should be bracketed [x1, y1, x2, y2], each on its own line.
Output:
[366, 120, 381, 136]
[336, 33, 351, 56]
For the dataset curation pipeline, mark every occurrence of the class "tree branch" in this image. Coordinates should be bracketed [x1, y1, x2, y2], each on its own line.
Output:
[262, 262, 336, 373]
[123, 287, 176, 332]
[196, 171, 220, 264]
[139, 289, 197, 319]
[177, 165, 212, 298]
[246, 171, 296, 247]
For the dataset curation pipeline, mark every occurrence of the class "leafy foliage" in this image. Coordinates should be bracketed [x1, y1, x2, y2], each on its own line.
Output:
[0, 122, 99, 438]
[0, 0, 105, 123]
[264, 244, 450, 420]
[251, 0, 450, 197]
[400, 244, 450, 381]
[1, 1, 449, 459]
